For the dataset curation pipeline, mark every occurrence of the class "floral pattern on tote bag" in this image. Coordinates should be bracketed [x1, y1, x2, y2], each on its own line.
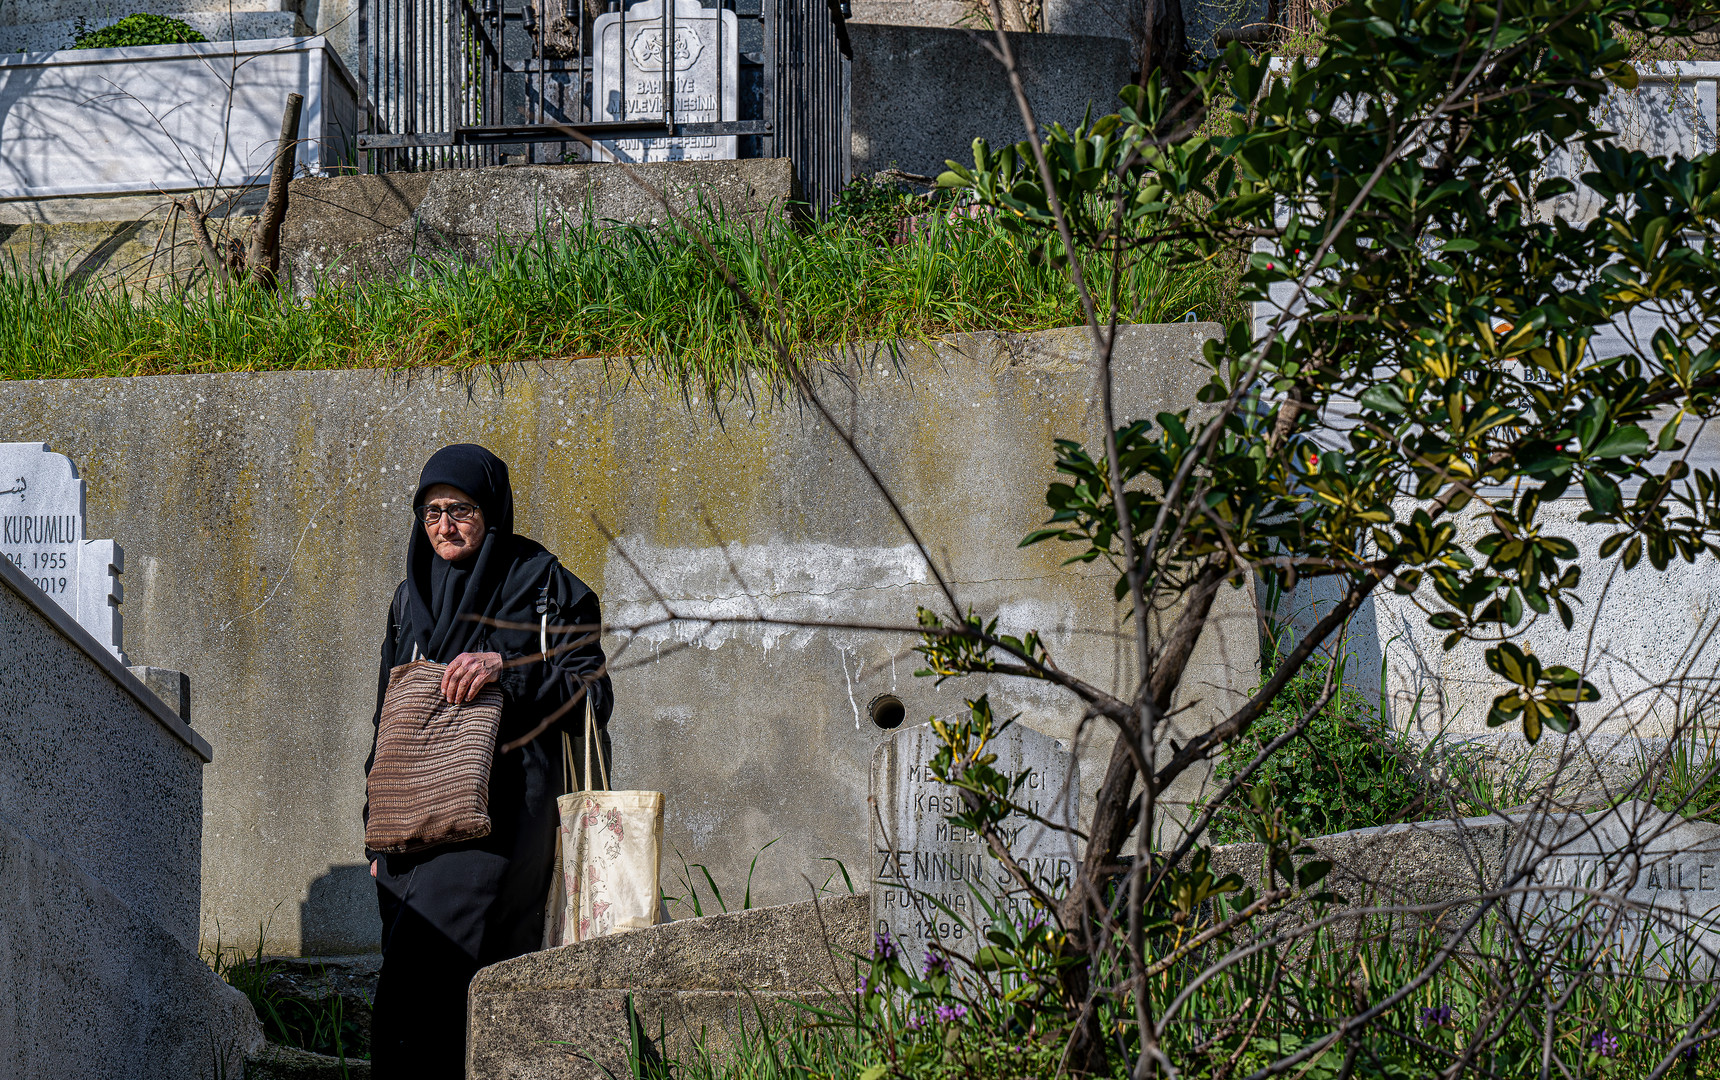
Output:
[543, 698, 665, 949]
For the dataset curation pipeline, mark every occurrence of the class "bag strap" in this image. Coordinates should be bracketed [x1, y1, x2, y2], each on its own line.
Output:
[584, 688, 610, 792]
[561, 729, 574, 794]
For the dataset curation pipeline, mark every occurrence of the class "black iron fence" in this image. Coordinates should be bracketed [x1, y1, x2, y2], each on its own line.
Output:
[357, 0, 851, 211]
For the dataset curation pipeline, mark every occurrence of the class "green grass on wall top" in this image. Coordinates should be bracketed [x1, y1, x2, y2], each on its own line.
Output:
[0, 189, 1238, 392]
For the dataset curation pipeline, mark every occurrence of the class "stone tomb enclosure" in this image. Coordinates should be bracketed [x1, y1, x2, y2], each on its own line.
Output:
[1506, 801, 1720, 971]
[871, 720, 1080, 956]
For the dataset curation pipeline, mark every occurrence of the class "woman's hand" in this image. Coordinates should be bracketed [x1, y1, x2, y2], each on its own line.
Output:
[442, 651, 503, 703]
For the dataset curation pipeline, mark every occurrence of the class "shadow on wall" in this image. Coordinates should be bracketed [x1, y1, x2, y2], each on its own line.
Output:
[848, 24, 1136, 180]
[302, 864, 382, 955]
[1263, 575, 1388, 719]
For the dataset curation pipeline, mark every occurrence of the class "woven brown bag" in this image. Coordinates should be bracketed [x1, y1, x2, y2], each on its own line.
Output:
[365, 660, 504, 854]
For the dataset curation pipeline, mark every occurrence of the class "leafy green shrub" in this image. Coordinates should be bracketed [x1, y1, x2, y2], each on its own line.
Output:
[1206, 651, 1431, 844]
[829, 174, 924, 246]
[71, 14, 206, 49]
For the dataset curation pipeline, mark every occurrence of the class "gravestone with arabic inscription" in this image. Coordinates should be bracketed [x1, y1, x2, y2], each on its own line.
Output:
[1506, 799, 1720, 973]
[870, 720, 1079, 959]
[590, 0, 739, 164]
[0, 443, 125, 661]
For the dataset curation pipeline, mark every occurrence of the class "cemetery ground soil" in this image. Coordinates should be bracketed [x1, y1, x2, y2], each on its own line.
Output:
[0, 199, 1240, 390]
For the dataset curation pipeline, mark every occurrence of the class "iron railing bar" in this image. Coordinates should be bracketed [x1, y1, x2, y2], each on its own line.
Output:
[665, 0, 676, 139]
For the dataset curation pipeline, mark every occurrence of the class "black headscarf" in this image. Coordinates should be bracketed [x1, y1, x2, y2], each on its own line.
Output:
[403, 444, 548, 662]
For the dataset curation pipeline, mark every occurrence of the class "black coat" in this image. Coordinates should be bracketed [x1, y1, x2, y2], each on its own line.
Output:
[362, 444, 614, 1079]
[365, 555, 613, 961]
[362, 443, 613, 962]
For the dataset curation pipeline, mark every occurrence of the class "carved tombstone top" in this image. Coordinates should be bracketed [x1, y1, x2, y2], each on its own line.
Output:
[870, 720, 1080, 960]
[590, 0, 739, 164]
[0, 443, 124, 661]
[1506, 799, 1720, 973]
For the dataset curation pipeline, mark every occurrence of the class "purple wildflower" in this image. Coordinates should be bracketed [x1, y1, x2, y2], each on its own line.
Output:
[1590, 1028, 1619, 1058]
[923, 949, 950, 978]
[933, 1004, 969, 1023]
[1420, 1004, 1452, 1028]
[905, 1015, 926, 1031]
[873, 929, 897, 962]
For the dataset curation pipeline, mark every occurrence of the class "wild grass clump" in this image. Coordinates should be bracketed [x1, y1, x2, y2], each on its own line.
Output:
[0, 184, 1235, 392]
[1635, 719, 1720, 823]
[205, 924, 368, 1065]
[644, 900, 1720, 1079]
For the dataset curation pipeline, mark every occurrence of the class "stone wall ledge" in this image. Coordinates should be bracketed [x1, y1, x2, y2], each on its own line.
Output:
[473, 893, 870, 994]
[0, 545, 210, 760]
[468, 895, 869, 1080]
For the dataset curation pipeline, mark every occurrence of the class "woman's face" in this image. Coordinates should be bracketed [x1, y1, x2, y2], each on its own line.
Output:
[420, 483, 487, 562]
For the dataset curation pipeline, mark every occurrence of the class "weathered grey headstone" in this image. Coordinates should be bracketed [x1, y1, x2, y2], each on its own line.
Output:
[0, 442, 125, 660]
[870, 721, 1080, 958]
[591, 0, 739, 164]
[1506, 800, 1720, 972]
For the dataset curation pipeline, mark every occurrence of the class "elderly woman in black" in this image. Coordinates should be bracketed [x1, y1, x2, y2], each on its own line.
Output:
[364, 444, 612, 1079]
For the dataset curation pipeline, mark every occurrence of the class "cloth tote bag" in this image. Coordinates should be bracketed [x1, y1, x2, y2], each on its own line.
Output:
[543, 693, 665, 947]
[365, 659, 504, 854]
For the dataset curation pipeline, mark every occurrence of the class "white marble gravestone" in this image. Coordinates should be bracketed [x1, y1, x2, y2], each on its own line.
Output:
[1506, 800, 1720, 973]
[591, 0, 739, 164]
[0, 443, 124, 661]
[870, 720, 1079, 958]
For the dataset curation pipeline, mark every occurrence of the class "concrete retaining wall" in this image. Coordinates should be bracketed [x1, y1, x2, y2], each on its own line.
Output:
[0, 324, 1256, 955]
[0, 555, 259, 1079]
[0, 158, 795, 292]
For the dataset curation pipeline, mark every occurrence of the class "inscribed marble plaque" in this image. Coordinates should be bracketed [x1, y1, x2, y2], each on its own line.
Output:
[1506, 799, 1720, 973]
[591, 0, 739, 163]
[0, 442, 125, 659]
[870, 720, 1080, 958]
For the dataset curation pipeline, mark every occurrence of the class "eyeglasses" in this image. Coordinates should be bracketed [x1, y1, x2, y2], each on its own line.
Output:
[415, 502, 482, 525]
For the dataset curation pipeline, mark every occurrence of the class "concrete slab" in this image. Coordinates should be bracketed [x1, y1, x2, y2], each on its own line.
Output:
[279, 158, 799, 292]
[467, 895, 870, 1080]
[849, 24, 1135, 179]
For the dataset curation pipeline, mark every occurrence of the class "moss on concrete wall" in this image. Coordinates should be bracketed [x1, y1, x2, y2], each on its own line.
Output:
[0, 324, 1257, 955]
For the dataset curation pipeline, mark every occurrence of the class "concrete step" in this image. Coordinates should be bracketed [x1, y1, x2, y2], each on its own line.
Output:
[0, 10, 307, 53]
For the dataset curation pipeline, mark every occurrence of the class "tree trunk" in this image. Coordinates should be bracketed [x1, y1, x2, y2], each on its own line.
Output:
[245, 92, 304, 290]
[1138, 0, 1188, 86]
